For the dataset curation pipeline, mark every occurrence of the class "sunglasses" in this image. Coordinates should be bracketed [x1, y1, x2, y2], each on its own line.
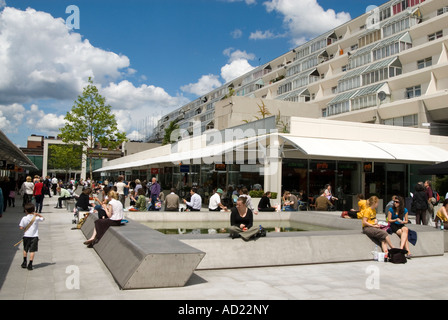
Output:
[394, 201, 400, 204]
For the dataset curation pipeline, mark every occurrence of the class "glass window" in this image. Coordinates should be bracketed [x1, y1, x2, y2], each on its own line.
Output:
[428, 30, 443, 41]
[406, 85, 421, 99]
[417, 57, 432, 69]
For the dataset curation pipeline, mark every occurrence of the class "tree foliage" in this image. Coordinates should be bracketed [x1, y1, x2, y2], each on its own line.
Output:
[48, 144, 82, 180]
[59, 77, 127, 178]
[162, 120, 180, 146]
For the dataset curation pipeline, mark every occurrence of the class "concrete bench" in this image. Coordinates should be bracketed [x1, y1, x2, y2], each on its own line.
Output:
[66, 199, 75, 212]
[160, 212, 444, 270]
[80, 213, 205, 290]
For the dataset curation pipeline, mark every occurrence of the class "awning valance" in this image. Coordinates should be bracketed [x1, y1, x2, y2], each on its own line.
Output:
[280, 135, 448, 163]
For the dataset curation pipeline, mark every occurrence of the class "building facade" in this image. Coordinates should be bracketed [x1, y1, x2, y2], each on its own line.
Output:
[98, 0, 448, 210]
[149, 0, 448, 142]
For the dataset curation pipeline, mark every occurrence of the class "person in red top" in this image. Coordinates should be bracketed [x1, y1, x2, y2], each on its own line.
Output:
[33, 177, 44, 214]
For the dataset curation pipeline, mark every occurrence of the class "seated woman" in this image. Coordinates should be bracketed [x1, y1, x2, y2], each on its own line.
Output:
[387, 196, 411, 257]
[229, 197, 260, 241]
[343, 194, 366, 219]
[129, 188, 147, 211]
[76, 188, 93, 211]
[92, 186, 111, 220]
[258, 191, 276, 212]
[362, 196, 394, 255]
[83, 191, 124, 248]
[435, 199, 448, 228]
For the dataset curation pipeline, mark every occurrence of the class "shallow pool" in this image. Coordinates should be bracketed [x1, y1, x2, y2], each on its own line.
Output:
[142, 220, 336, 235]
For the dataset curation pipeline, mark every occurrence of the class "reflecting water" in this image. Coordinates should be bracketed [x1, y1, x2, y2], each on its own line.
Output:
[141, 221, 335, 235]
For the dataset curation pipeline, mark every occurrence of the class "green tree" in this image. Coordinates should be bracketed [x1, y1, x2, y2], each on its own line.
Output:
[162, 120, 180, 146]
[59, 77, 127, 179]
[48, 144, 82, 181]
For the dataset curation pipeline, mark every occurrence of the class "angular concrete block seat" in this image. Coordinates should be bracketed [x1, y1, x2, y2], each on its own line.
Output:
[81, 213, 205, 290]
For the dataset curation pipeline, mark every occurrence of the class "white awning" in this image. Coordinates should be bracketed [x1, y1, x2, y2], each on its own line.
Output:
[95, 137, 261, 172]
[280, 136, 395, 160]
[369, 142, 448, 163]
[280, 135, 448, 163]
[96, 134, 448, 173]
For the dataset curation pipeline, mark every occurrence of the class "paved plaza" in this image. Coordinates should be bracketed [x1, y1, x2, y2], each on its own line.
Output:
[1, 195, 448, 301]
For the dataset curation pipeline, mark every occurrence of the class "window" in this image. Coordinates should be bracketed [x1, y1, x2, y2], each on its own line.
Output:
[277, 82, 292, 95]
[380, 7, 391, 21]
[417, 57, 432, 69]
[349, 51, 371, 69]
[327, 101, 350, 116]
[286, 64, 301, 78]
[338, 76, 361, 93]
[362, 68, 390, 86]
[438, 7, 448, 15]
[393, 0, 425, 15]
[351, 94, 377, 111]
[384, 114, 418, 127]
[406, 85, 421, 99]
[331, 86, 338, 94]
[389, 66, 402, 77]
[358, 30, 381, 48]
[428, 31, 443, 42]
[383, 17, 411, 38]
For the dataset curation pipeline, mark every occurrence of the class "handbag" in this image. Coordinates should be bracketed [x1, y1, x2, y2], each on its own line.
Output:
[388, 248, 408, 264]
[9, 191, 16, 198]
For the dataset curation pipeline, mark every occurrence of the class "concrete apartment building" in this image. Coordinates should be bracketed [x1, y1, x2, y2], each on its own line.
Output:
[150, 0, 448, 139]
[99, 0, 448, 209]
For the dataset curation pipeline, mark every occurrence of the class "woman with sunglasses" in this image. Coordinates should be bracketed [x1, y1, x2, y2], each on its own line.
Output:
[387, 196, 411, 257]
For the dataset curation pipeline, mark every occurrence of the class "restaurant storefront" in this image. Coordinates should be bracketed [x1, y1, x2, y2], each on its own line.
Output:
[96, 117, 448, 211]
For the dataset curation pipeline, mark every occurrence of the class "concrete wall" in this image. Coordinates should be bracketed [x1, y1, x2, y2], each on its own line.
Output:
[127, 211, 445, 270]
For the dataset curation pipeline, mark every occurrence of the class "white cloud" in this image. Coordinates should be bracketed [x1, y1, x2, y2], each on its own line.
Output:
[231, 28, 243, 39]
[25, 104, 66, 134]
[181, 74, 222, 96]
[0, 103, 25, 132]
[0, 7, 131, 105]
[220, 48, 256, 83]
[263, 0, 351, 45]
[180, 48, 257, 96]
[249, 30, 286, 40]
[100, 80, 189, 134]
[223, 0, 257, 5]
[0, 103, 65, 136]
[102, 80, 186, 110]
[0, 6, 191, 139]
[0, 0, 6, 10]
[221, 59, 255, 83]
[223, 48, 256, 62]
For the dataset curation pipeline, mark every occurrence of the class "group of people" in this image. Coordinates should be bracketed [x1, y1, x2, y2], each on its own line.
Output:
[340, 180, 448, 258]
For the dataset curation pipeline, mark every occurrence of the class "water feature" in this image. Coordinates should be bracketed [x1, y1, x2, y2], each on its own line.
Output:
[141, 220, 336, 235]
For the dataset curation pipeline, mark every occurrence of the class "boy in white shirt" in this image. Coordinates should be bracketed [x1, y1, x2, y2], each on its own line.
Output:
[19, 203, 45, 270]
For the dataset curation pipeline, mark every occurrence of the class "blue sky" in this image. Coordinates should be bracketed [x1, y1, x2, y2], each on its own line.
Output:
[0, 0, 385, 146]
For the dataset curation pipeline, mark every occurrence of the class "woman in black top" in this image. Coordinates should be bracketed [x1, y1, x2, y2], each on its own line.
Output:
[76, 188, 93, 211]
[229, 197, 260, 241]
[258, 191, 276, 212]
